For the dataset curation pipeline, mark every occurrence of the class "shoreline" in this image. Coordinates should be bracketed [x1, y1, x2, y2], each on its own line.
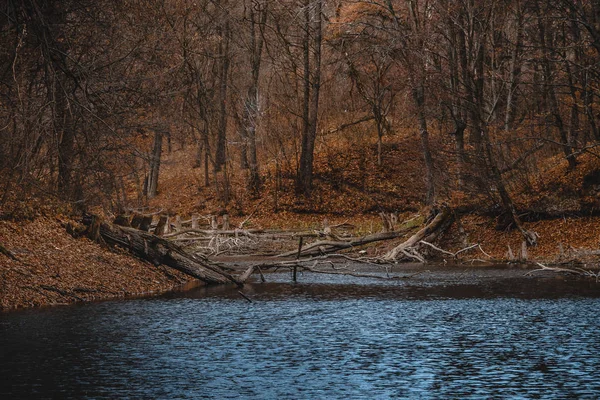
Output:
[2, 215, 600, 312]
[163, 262, 600, 302]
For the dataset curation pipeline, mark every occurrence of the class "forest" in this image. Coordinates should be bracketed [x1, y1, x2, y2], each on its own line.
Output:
[2, 0, 600, 307]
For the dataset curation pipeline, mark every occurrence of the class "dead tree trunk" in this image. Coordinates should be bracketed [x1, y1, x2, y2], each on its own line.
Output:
[383, 206, 454, 261]
[277, 229, 413, 258]
[83, 218, 244, 285]
[155, 215, 168, 236]
[243, 0, 267, 196]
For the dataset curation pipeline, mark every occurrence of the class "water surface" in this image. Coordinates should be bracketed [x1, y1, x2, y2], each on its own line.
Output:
[1, 269, 600, 399]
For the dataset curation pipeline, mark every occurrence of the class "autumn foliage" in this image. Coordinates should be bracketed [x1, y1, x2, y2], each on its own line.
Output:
[2, 1, 600, 309]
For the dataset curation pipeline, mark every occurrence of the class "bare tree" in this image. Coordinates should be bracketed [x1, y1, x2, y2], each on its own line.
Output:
[295, 0, 323, 196]
[241, 0, 268, 196]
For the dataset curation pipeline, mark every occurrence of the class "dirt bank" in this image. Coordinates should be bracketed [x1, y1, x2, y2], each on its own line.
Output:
[0, 217, 194, 311]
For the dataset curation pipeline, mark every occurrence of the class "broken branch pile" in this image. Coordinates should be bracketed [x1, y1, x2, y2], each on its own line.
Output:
[79, 206, 457, 288]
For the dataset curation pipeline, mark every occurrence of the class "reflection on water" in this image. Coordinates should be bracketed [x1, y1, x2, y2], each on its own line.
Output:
[1, 272, 600, 399]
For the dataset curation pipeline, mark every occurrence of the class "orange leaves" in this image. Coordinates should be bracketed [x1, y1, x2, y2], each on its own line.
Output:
[0, 217, 190, 311]
[335, 2, 387, 25]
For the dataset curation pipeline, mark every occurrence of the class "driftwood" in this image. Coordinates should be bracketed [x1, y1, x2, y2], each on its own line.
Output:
[276, 207, 453, 260]
[237, 265, 257, 283]
[191, 214, 200, 229]
[419, 241, 492, 261]
[163, 228, 260, 239]
[252, 257, 430, 281]
[222, 214, 230, 230]
[526, 262, 600, 281]
[276, 229, 411, 258]
[379, 212, 399, 232]
[173, 215, 182, 231]
[130, 214, 152, 231]
[82, 217, 248, 286]
[383, 206, 454, 261]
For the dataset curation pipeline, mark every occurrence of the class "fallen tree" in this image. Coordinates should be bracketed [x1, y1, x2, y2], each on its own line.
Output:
[275, 206, 455, 262]
[273, 208, 456, 261]
[276, 229, 411, 258]
[81, 216, 250, 286]
[383, 205, 454, 261]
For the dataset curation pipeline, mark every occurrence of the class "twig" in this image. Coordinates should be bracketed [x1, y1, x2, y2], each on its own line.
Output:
[163, 228, 258, 239]
[239, 198, 267, 229]
[0, 242, 18, 261]
[238, 290, 253, 303]
[419, 241, 483, 260]
[454, 244, 480, 257]
[256, 265, 266, 282]
[400, 248, 425, 263]
[419, 240, 455, 256]
[477, 245, 493, 259]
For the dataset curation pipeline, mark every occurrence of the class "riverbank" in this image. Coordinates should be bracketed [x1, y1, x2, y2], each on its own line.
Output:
[0, 217, 194, 311]
[2, 212, 600, 311]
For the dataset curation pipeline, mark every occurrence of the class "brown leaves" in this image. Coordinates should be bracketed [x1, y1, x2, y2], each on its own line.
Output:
[0, 217, 191, 311]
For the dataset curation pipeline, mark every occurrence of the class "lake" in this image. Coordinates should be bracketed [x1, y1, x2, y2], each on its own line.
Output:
[1, 266, 600, 399]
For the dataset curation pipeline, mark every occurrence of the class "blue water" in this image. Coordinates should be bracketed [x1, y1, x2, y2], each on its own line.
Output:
[1, 275, 600, 399]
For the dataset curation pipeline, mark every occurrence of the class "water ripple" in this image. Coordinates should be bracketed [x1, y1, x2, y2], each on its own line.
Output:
[1, 282, 600, 399]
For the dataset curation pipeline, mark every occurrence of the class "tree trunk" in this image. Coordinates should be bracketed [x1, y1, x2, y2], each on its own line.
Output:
[85, 218, 243, 285]
[147, 131, 163, 199]
[481, 126, 538, 246]
[504, 2, 524, 132]
[278, 228, 416, 258]
[536, 1, 576, 169]
[215, 21, 231, 173]
[204, 130, 210, 187]
[194, 137, 203, 168]
[296, 0, 322, 196]
[446, 16, 468, 188]
[456, 12, 483, 154]
[412, 85, 436, 205]
[243, 0, 267, 196]
[57, 109, 75, 199]
[376, 108, 384, 166]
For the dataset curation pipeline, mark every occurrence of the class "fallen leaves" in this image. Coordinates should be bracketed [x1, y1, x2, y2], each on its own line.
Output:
[0, 217, 191, 311]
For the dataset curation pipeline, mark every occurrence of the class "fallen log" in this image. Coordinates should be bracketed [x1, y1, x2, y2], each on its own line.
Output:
[162, 228, 260, 239]
[383, 205, 454, 261]
[276, 229, 411, 258]
[252, 258, 430, 281]
[82, 217, 244, 285]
